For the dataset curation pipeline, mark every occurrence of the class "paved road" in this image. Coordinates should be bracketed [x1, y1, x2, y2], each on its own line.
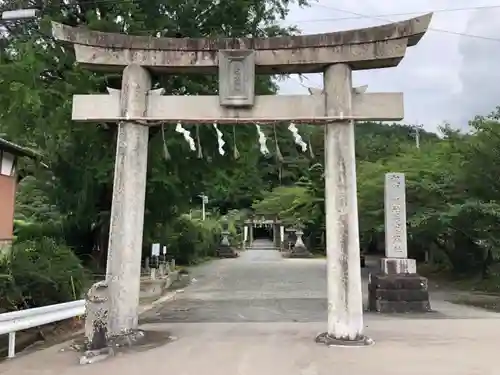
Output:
[141, 239, 500, 324]
[3, 239, 500, 375]
[142, 239, 328, 323]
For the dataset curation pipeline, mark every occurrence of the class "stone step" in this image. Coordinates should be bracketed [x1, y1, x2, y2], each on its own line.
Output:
[368, 300, 431, 313]
[369, 274, 428, 290]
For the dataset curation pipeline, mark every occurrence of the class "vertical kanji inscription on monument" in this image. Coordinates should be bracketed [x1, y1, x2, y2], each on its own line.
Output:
[384, 173, 408, 258]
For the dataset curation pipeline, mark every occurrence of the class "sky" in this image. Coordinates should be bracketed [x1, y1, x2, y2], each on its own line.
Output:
[279, 0, 500, 132]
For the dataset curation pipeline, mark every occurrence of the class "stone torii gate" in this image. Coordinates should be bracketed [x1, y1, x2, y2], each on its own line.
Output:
[52, 13, 432, 346]
[243, 216, 282, 249]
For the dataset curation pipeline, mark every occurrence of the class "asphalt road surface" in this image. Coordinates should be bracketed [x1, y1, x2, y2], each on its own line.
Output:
[142, 239, 329, 323]
[142, 239, 500, 324]
[142, 239, 386, 324]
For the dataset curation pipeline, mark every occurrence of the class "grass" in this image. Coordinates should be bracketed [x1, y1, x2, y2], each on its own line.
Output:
[419, 263, 500, 312]
[450, 294, 500, 312]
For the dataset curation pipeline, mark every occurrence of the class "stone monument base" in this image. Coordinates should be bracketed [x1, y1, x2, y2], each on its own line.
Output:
[282, 245, 313, 258]
[217, 245, 238, 258]
[368, 258, 431, 313]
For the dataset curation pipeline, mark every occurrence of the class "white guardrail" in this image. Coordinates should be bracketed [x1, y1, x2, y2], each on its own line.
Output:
[0, 300, 85, 358]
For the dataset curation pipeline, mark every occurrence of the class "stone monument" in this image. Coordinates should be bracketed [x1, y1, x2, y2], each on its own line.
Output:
[52, 13, 432, 346]
[368, 173, 431, 313]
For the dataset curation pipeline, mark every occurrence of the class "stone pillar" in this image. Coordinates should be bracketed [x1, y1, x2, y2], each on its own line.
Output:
[249, 221, 254, 245]
[316, 63, 371, 346]
[105, 64, 151, 338]
[368, 173, 430, 313]
[279, 226, 285, 251]
[273, 221, 282, 249]
[384, 173, 409, 261]
[282, 228, 295, 252]
[244, 219, 253, 247]
[243, 225, 248, 249]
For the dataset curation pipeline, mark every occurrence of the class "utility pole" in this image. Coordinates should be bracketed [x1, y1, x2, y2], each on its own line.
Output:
[1, 9, 39, 22]
[413, 123, 423, 149]
[199, 193, 208, 221]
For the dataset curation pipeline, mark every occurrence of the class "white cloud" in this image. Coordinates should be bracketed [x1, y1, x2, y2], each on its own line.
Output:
[279, 0, 500, 132]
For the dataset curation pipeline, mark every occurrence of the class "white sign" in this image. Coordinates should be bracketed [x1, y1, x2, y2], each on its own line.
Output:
[151, 243, 160, 257]
[243, 226, 248, 242]
[280, 226, 285, 242]
[162, 245, 167, 255]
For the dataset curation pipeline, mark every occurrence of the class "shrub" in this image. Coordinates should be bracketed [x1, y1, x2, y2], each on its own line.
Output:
[0, 237, 90, 311]
[163, 215, 222, 265]
[13, 220, 64, 242]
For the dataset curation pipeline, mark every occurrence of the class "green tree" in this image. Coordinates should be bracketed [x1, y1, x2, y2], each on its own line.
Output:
[0, 0, 310, 269]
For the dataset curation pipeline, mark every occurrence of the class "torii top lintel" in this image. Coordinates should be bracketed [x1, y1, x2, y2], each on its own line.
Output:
[51, 13, 432, 74]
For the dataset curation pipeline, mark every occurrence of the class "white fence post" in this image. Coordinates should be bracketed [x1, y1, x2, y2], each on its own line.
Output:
[8, 332, 15, 358]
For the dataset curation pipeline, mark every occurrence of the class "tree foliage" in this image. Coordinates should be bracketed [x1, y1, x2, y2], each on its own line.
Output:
[253, 115, 500, 285]
[0, 0, 309, 269]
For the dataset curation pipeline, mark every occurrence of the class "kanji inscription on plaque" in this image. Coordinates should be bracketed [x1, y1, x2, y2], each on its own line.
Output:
[218, 50, 255, 107]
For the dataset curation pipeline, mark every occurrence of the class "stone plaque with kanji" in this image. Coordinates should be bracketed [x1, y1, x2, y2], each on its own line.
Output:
[218, 50, 255, 107]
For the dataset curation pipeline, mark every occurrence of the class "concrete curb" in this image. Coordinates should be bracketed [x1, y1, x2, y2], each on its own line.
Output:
[138, 289, 181, 316]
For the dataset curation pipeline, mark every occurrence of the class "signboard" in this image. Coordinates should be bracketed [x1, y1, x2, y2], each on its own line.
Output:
[151, 243, 160, 257]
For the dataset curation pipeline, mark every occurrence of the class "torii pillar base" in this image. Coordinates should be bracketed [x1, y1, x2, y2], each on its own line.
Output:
[315, 332, 374, 347]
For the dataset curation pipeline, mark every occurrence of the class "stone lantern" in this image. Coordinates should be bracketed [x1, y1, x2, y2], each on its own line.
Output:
[0, 138, 40, 255]
[217, 218, 237, 258]
[284, 222, 312, 258]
